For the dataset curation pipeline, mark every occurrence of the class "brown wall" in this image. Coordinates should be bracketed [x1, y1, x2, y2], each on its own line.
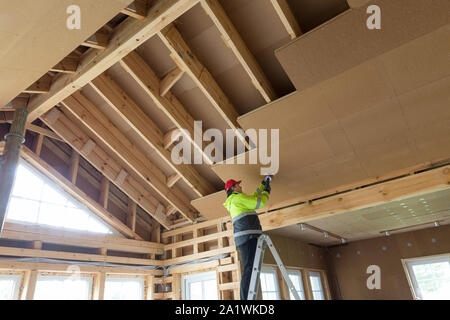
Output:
[326, 224, 450, 300]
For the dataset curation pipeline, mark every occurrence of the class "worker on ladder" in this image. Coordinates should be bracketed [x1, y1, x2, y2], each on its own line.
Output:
[223, 176, 271, 300]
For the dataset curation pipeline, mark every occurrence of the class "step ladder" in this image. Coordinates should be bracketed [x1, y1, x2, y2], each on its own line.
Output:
[247, 234, 301, 300]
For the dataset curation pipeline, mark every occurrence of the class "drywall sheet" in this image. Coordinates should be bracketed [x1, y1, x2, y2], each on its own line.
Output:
[275, 0, 450, 91]
[193, 26, 450, 220]
[0, 0, 133, 107]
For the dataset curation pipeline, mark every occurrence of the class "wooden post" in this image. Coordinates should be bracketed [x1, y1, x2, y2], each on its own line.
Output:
[99, 175, 109, 209]
[0, 107, 28, 235]
[127, 198, 137, 232]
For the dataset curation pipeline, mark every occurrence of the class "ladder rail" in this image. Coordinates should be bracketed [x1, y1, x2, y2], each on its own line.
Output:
[247, 234, 301, 300]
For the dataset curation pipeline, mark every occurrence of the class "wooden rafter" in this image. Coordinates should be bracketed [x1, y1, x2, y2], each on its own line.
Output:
[259, 165, 450, 231]
[61, 92, 197, 223]
[120, 51, 216, 166]
[90, 73, 216, 197]
[20, 146, 143, 240]
[158, 23, 250, 149]
[27, 0, 201, 122]
[39, 108, 172, 229]
[270, 0, 302, 39]
[201, 0, 277, 103]
[121, 0, 149, 19]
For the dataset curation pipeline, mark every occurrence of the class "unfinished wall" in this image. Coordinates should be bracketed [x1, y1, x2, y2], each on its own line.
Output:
[326, 224, 450, 299]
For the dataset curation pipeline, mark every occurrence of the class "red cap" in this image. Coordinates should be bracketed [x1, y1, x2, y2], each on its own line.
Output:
[225, 179, 241, 191]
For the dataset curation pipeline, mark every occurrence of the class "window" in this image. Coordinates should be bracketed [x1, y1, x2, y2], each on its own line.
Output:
[287, 269, 305, 300]
[104, 277, 145, 300]
[182, 271, 218, 300]
[33, 274, 93, 300]
[6, 162, 115, 235]
[260, 266, 280, 300]
[309, 271, 325, 300]
[404, 255, 450, 300]
[0, 274, 22, 300]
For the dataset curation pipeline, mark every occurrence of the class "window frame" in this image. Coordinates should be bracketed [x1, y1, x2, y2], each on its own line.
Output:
[260, 265, 281, 300]
[104, 275, 146, 300]
[0, 273, 24, 300]
[182, 270, 218, 300]
[33, 272, 94, 300]
[286, 269, 306, 300]
[402, 253, 450, 300]
[308, 271, 326, 300]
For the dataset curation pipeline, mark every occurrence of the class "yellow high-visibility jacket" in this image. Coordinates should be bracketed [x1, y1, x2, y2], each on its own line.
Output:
[223, 183, 269, 247]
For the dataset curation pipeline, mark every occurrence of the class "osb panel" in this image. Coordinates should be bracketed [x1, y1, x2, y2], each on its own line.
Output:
[0, 0, 133, 106]
[193, 26, 450, 220]
[275, 0, 450, 91]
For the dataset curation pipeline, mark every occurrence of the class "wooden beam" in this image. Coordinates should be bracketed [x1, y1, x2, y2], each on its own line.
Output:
[200, 0, 277, 103]
[26, 124, 63, 141]
[120, 51, 215, 166]
[158, 24, 250, 149]
[127, 198, 137, 232]
[50, 56, 79, 74]
[270, 0, 302, 39]
[259, 165, 450, 231]
[27, 0, 201, 122]
[23, 74, 52, 94]
[90, 72, 215, 197]
[167, 174, 181, 188]
[163, 128, 182, 150]
[99, 176, 110, 209]
[121, 0, 148, 19]
[61, 92, 195, 224]
[20, 146, 143, 240]
[160, 67, 184, 96]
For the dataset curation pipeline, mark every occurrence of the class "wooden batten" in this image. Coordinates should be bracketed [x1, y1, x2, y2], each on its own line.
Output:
[270, 0, 302, 39]
[23, 74, 52, 94]
[160, 67, 184, 96]
[121, 0, 149, 19]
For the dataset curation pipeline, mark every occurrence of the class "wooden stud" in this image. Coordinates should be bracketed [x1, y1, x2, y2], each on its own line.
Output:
[99, 176, 110, 209]
[93, 272, 106, 300]
[25, 270, 38, 300]
[127, 198, 137, 232]
[69, 150, 80, 185]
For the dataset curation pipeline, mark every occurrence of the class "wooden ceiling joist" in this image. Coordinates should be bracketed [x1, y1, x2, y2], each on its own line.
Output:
[40, 107, 172, 229]
[90, 72, 216, 197]
[270, 0, 302, 39]
[119, 51, 215, 166]
[23, 74, 52, 94]
[121, 0, 149, 20]
[50, 56, 79, 74]
[259, 165, 450, 232]
[21, 146, 143, 240]
[61, 92, 197, 223]
[158, 23, 250, 149]
[27, 0, 201, 122]
[200, 0, 277, 103]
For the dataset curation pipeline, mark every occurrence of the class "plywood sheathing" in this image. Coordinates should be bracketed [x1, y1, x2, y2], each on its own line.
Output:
[192, 26, 450, 219]
[275, 0, 450, 91]
[0, 0, 134, 107]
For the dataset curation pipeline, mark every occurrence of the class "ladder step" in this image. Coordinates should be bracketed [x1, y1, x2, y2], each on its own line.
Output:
[218, 264, 237, 272]
[219, 282, 240, 291]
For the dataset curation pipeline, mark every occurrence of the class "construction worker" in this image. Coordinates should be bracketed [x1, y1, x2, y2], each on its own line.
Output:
[223, 177, 271, 300]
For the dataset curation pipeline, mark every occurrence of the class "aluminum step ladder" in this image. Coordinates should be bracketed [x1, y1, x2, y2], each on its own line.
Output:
[247, 234, 301, 300]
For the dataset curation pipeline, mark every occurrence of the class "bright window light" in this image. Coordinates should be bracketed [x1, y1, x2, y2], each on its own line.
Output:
[104, 277, 145, 300]
[405, 255, 450, 300]
[0, 275, 22, 300]
[260, 266, 280, 300]
[33, 275, 93, 300]
[6, 162, 115, 235]
[309, 271, 325, 300]
[287, 269, 305, 300]
[182, 271, 218, 300]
